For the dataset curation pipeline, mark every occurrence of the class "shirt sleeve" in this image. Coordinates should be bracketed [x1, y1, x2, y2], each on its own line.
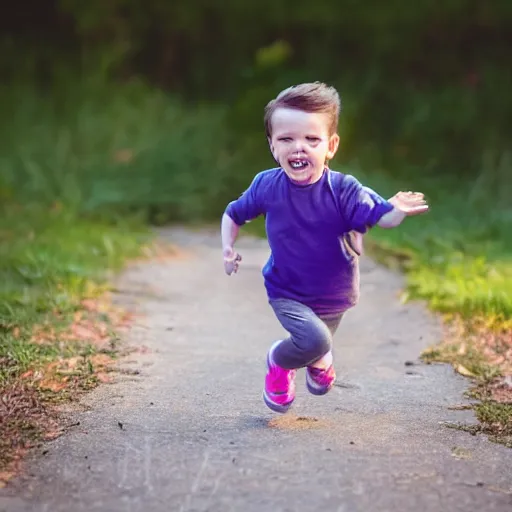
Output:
[341, 176, 394, 233]
[224, 172, 266, 226]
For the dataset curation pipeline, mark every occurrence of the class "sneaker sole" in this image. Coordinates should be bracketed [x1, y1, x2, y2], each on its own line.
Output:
[263, 351, 294, 413]
[305, 371, 334, 396]
[262, 390, 293, 413]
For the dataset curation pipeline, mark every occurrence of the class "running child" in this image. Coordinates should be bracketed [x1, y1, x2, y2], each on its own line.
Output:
[220, 82, 428, 413]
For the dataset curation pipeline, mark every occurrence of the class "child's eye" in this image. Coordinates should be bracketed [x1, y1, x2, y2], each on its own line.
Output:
[306, 137, 320, 142]
[278, 137, 292, 142]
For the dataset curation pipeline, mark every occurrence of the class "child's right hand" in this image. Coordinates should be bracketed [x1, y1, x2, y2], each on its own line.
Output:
[223, 247, 242, 275]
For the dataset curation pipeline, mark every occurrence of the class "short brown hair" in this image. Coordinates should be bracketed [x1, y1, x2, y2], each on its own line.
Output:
[264, 82, 341, 138]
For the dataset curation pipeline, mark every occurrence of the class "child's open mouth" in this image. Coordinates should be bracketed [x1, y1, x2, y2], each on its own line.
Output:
[289, 159, 309, 171]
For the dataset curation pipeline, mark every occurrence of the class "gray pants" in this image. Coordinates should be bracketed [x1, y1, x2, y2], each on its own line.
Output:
[269, 298, 343, 369]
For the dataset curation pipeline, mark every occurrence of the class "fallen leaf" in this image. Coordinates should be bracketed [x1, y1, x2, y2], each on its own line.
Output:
[0, 471, 15, 488]
[95, 372, 112, 383]
[43, 430, 63, 441]
[39, 379, 68, 392]
[52, 357, 82, 374]
[455, 364, 475, 377]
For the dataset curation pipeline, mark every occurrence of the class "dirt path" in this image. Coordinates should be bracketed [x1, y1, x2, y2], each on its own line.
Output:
[1, 227, 511, 512]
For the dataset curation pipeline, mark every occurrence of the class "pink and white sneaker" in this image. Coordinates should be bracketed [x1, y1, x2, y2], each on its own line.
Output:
[263, 343, 296, 413]
[306, 364, 336, 395]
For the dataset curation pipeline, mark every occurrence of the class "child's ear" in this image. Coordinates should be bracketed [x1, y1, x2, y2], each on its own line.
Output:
[326, 134, 340, 160]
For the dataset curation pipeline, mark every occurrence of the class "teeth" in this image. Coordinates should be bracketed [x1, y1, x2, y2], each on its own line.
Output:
[291, 160, 307, 169]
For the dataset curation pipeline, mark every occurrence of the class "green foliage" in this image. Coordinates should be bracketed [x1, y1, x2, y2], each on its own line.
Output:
[336, 69, 512, 177]
[3, 0, 511, 176]
[0, 79, 245, 223]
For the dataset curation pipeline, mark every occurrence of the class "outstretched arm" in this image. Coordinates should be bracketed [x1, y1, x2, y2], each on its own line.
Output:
[377, 191, 429, 228]
[221, 213, 242, 275]
[221, 171, 268, 274]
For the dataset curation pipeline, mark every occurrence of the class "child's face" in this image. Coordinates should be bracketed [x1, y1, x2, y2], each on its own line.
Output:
[268, 108, 339, 185]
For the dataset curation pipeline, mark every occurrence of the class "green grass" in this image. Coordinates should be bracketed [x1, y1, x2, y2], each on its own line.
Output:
[475, 401, 512, 436]
[445, 400, 512, 449]
[0, 204, 149, 383]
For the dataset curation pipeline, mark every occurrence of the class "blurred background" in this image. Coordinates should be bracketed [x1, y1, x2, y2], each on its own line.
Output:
[1, 1, 511, 325]
[2, 0, 511, 221]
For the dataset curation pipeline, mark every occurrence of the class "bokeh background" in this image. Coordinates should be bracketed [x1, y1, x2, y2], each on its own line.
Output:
[1, 1, 511, 323]
[3, 1, 511, 219]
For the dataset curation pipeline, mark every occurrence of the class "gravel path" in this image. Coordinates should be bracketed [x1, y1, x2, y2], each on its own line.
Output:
[1, 227, 511, 512]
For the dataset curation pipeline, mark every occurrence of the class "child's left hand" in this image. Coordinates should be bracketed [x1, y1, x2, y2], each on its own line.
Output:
[389, 191, 429, 216]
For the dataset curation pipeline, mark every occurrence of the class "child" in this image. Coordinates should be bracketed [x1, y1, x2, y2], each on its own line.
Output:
[221, 82, 428, 413]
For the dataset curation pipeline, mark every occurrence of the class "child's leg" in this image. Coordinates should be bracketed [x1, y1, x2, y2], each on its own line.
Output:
[304, 312, 344, 395]
[269, 298, 340, 370]
[309, 313, 343, 369]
